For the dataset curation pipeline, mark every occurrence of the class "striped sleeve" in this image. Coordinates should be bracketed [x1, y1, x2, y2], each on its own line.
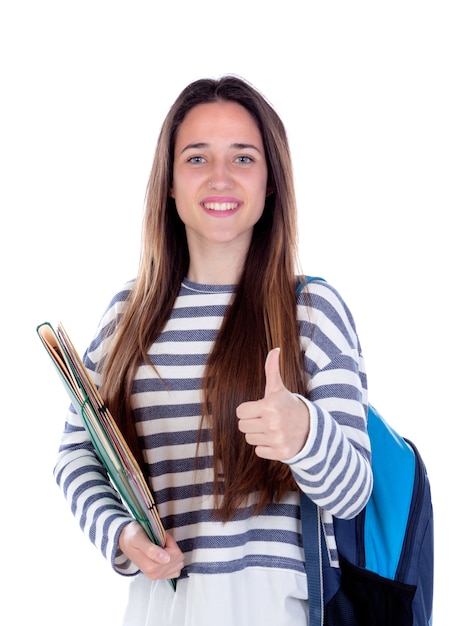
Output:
[286, 279, 373, 519]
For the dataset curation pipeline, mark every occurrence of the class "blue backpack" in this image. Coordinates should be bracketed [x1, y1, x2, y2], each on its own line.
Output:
[298, 278, 434, 625]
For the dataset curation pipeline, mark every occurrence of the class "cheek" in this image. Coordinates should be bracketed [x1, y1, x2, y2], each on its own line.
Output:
[171, 170, 198, 199]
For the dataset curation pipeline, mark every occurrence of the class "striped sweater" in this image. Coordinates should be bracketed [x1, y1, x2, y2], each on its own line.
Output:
[54, 277, 372, 579]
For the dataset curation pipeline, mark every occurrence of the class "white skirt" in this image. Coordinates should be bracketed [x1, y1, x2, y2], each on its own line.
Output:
[122, 569, 309, 626]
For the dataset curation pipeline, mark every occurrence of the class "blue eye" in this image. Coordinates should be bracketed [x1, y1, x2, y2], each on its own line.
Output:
[188, 156, 206, 164]
[235, 156, 253, 164]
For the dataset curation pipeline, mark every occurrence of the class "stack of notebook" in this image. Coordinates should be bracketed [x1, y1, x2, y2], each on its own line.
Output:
[37, 321, 175, 590]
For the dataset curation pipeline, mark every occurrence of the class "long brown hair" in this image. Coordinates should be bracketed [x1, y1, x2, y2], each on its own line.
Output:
[100, 76, 305, 520]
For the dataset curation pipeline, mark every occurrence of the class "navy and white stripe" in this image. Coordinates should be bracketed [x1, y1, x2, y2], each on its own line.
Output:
[54, 277, 372, 578]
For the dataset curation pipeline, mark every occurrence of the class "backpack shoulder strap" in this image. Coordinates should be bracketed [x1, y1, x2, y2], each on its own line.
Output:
[300, 493, 325, 626]
[296, 275, 326, 298]
[297, 274, 328, 626]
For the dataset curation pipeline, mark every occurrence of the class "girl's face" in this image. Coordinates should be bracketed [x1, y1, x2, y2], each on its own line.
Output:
[170, 100, 268, 256]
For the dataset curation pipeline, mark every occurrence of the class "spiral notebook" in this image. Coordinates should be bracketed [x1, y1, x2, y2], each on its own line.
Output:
[37, 321, 176, 590]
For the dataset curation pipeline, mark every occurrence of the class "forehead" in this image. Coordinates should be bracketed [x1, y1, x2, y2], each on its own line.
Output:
[175, 101, 263, 148]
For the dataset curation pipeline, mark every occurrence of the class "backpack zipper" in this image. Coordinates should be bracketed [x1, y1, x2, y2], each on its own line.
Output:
[395, 439, 425, 581]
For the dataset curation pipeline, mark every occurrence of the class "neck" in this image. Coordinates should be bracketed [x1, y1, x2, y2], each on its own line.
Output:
[186, 243, 246, 285]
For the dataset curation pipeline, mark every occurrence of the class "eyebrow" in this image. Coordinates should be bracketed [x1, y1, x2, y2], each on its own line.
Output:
[179, 142, 263, 155]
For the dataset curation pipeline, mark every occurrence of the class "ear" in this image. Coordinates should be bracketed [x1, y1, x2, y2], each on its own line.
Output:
[266, 176, 275, 197]
[266, 186, 275, 197]
[169, 186, 175, 198]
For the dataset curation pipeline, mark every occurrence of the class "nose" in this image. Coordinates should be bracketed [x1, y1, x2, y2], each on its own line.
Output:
[208, 160, 233, 190]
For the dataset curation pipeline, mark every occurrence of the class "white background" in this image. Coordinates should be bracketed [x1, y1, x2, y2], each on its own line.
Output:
[1, 1, 451, 624]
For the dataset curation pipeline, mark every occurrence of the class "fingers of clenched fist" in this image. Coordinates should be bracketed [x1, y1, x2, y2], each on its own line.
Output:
[119, 522, 184, 581]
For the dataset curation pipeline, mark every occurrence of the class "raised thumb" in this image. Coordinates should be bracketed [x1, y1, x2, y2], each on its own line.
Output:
[264, 347, 284, 397]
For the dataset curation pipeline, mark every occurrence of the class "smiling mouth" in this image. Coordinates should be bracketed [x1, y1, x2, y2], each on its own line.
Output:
[203, 202, 239, 212]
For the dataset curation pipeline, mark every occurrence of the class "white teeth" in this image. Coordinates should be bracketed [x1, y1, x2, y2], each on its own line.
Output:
[204, 202, 237, 212]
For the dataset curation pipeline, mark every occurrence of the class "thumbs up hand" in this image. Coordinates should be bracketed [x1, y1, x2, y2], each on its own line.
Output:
[236, 348, 310, 461]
